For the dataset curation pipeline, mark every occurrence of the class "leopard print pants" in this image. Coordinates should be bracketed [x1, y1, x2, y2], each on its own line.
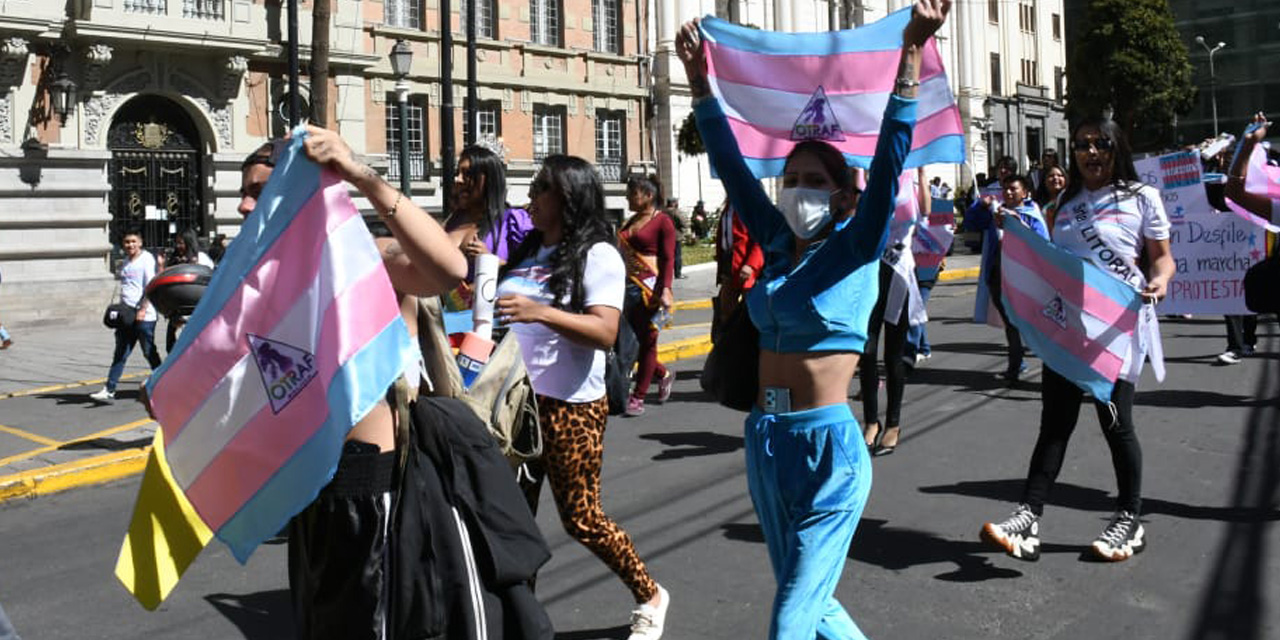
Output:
[526, 394, 659, 603]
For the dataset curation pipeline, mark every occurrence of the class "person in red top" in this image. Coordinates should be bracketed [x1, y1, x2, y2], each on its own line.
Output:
[713, 199, 765, 335]
[619, 174, 678, 416]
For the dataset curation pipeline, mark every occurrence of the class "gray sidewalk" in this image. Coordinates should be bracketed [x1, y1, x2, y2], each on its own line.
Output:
[0, 252, 980, 502]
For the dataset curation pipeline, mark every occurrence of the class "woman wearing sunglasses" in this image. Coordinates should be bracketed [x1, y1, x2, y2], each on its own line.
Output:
[980, 118, 1174, 563]
[495, 156, 670, 639]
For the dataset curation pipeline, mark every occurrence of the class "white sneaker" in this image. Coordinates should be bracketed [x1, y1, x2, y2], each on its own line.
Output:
[1216, 351, 1242, 365]
[627, 584, 670, 640]
[89, 387, 116, 403]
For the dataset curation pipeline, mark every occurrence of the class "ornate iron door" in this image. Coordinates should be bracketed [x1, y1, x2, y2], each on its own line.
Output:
[107, 95, 204, 258]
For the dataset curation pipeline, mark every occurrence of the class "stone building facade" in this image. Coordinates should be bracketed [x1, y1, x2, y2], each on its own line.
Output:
[649, 0, 1069, 203]
[0, 0, 651, 325]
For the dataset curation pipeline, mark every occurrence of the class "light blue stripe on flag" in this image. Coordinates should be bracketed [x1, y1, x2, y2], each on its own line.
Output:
[701, 8, 910, 54]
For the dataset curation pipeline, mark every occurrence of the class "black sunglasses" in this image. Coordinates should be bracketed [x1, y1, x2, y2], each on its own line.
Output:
[1071, 138, 1115, 153]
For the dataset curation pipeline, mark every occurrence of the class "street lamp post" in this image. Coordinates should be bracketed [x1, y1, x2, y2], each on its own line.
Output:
[1194, 35, 1226, 135]
[390, 40, 414, 196]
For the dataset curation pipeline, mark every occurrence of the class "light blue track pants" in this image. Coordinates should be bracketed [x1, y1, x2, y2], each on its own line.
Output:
[745, 403, 873, 640]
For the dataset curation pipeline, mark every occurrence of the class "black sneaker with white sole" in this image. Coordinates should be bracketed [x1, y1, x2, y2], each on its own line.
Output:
[980, 504, 1041, 561]
[1091, 511, 1145, 561]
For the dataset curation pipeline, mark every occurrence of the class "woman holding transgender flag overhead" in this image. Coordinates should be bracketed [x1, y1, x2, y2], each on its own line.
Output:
[980, 117, 1175, 564]
[679, 2, 950, 637]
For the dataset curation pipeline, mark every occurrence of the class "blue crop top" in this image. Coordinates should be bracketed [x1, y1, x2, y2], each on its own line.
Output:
[694, 94, 918, 353]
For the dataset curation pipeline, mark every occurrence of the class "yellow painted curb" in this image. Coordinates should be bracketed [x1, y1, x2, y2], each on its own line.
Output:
[937, 266, 980, 282]
[657, 336, 713, 363]
[0, 447, 150, 504]
[0, 372, 147, 400]
[1, 336, 727, 503]
[673, 299, 713, 312]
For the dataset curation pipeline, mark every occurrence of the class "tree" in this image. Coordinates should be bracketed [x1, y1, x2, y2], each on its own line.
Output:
[676, 111, 704, 157]
[1065, 0, 1195, 151]
[309, 0, 331, 127]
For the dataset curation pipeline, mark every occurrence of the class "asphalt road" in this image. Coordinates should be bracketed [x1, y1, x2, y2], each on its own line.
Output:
[1, 283, 1277, 640]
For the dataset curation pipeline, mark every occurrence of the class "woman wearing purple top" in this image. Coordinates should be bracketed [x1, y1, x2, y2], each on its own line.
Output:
[443, 144, 534, 311]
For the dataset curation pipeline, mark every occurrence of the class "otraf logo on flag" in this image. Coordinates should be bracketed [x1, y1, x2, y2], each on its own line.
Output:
[1042, 293, 1068, 329]
[248, 334, 318, 414]
[791, 86, 846, 142]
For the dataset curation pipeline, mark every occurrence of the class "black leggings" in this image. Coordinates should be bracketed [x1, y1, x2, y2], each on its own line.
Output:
[1022, 367, 1142, 516]
[860, 263, 911, 429]
[986, 254, 1024, 375]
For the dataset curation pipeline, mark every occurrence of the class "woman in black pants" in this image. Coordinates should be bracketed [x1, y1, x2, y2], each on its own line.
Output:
[861, 175, 929, 457]
[980, 117, 1174, 563]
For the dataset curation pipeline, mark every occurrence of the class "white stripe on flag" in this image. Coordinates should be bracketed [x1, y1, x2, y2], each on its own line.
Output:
[710, 74, 958, 136]
[166, 215, 385, 488]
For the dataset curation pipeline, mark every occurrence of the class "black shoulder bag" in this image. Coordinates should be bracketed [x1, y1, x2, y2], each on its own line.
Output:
[700, 302, 759, 412]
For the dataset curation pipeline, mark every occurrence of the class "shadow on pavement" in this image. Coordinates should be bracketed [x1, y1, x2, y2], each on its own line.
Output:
[59, 436, 151, 452]
[205, 589, 294, 640]
[1187, 337, 1280, 640]
[908, 365, 1040, 398]
[721, 520, 1033, 582]
[639, 431, 743, 460]
[36, 388, 142, 407]
[920, 479, 1280, 523]
[929, 341, 1010, 356]
[655, 389, 713, 405]
[1136, 388, 1266, 409]
[554, 624, 630, 639]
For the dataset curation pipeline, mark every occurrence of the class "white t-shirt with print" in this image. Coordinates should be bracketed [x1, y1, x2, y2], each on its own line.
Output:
[496, 241, 625, 403]
[120, 250, 158, 322]
[1052, 182, 1170, 290]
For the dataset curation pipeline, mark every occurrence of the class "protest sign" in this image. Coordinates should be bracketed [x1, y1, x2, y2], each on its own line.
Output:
[1135, 150, 1267, 315]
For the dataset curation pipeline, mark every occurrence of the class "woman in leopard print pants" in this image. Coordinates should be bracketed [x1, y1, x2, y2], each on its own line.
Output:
[495, 155, 670, 640]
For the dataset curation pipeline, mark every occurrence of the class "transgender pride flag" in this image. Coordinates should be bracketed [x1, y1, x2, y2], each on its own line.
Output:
[999, 220, 1143, 403]
[913, 197, 956, 282]
[116, 130, 415, 609]
[700, 8, 965, 178]
[1245, 144, 1280, 206]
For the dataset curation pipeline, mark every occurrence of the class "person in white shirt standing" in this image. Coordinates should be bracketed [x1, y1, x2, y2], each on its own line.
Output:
[91, 230, 163, 402]
[495, 155, 670, 639]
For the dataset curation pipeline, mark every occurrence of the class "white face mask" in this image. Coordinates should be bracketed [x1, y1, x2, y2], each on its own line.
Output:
[778, 187, 834, 240]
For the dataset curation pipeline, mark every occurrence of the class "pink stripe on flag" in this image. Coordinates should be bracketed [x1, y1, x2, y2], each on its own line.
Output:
[182, 269, 400, 530]
[1002, 237, 1138, 332]
[725, 106, 962, 159]
[705, 41, 946, 95]
[1225, 197, 1280, 233]
[1245, 145, 1280, 200]
[152, 177, 357, 436]
[1002, 285, 1125, 380]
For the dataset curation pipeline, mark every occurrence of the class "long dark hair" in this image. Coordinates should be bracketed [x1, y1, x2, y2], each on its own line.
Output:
[1059, 117, 1141, 205]
[1033, 165, 1067, 207]
[456, 144, 508, 239]
[502, 155, 615, 313]
[626, 173, 664, 211]
[176, 228, 201, 263]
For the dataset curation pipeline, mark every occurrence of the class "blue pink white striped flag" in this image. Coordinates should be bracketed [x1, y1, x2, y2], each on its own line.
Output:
[913, 197, 955, 281]
[999, 219, 1144, 402]
[1245, 144, 1280, 206]
[116, 130, 415, 609]
[699, 8, 966, 178]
